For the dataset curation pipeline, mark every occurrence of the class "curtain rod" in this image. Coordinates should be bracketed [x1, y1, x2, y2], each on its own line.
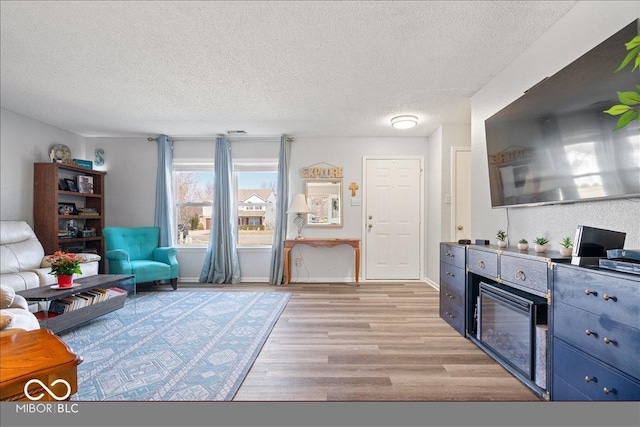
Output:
[148, 135, 294, 142]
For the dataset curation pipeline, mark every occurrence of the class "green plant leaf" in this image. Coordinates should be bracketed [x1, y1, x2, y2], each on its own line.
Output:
[604, 104, 631, 115]
[634, 54, 640, 71]
[615, 45, 640, 72]
[618, 90, 640, 105]
[614, 110, 639, 130]
[624, 36, 640, 50]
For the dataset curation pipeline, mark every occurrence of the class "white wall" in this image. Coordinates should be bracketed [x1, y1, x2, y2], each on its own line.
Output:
[278, 136, 430, 282]
[425, 125, 471, 284]
[471, 1, 640, 251]
[0, 108, 87, 223]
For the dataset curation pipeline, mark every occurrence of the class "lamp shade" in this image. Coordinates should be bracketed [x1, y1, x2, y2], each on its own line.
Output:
[287, 194, 311, 214]
[391, 115, 418, 129]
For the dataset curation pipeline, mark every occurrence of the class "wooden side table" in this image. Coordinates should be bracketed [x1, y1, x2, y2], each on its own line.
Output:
[0, 329, 82, 401]
[284, 238, 360, 285]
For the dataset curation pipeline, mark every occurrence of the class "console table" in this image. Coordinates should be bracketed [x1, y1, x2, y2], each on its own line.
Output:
[284, 238, 360, 285]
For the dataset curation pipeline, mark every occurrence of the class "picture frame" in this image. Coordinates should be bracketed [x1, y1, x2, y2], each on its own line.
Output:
[58, 202, 78, 216]
[58, 178, 69, 191]
[65, 178, 78, 192]
[77, 175, 94, 194]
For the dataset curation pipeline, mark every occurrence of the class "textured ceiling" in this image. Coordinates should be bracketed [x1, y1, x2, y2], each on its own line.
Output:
[0, 1, 578, 138]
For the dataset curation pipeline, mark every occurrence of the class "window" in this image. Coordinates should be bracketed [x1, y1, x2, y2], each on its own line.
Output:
[235, 164, 278, 246]
[173, 163, 214, 246]
[173, 162, 278, 247]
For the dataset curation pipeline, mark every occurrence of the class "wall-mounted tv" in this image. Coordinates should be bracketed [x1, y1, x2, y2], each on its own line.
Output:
[484, 19, 640, 208]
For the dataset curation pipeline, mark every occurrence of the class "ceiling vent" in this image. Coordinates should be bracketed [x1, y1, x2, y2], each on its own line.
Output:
[227, 130, 247, 135]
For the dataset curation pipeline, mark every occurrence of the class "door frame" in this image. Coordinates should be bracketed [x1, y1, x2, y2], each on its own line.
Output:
[450, 146, 471, 242]
[362, 155, 425, 282]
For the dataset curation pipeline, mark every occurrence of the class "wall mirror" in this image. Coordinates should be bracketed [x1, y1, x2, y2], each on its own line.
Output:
[305, 180, 343, 227]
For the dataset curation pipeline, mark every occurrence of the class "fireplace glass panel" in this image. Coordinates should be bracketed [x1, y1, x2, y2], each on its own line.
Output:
[479, 283, 534, 379]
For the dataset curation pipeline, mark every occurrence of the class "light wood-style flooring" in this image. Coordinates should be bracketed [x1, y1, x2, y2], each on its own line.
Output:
[166, 281, 540, 402]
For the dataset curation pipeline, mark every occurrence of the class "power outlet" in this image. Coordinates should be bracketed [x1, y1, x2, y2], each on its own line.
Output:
[295, 258, 301, 267]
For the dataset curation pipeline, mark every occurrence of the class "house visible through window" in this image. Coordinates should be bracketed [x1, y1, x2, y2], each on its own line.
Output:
[236, 166, 277, 246]
[173, 162, 277, 247]
[173, 163, 214, 246]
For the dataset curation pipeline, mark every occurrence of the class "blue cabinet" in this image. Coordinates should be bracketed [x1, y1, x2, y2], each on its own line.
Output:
[439, 243, 466, 336]
[552, 264, 640, 401]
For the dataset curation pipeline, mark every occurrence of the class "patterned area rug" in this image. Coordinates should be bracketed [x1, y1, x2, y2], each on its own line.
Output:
[59, 291, 291, 401]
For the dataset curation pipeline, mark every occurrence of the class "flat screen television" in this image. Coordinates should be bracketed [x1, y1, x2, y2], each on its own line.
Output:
[484, 19, 640, 208]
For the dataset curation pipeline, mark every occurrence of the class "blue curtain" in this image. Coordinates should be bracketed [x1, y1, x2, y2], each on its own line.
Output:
[269, 135, 290, 285]
[154, 135, 175, 247]
[199, 137, 241, 284]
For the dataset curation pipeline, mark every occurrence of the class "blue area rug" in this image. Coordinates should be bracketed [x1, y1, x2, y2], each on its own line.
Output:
[59, 291, 290, 401]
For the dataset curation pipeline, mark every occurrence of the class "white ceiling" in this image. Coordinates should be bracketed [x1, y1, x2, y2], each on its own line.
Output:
[0, 1, 578, 138]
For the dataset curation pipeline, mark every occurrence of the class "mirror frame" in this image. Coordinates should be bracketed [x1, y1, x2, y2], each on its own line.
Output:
[304, 179, 343, 228]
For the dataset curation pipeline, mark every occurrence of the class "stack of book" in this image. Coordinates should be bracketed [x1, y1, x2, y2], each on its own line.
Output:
[47, 287, 127, 315]
[78, 207, 99, 216]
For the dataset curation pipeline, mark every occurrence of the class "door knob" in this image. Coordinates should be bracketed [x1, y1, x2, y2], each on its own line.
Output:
[457, 225, 463, 230]
[368, 215, 373, 220]
[368, 224, 372, 229]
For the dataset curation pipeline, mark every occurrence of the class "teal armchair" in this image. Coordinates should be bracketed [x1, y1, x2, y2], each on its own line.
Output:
[103, 227, 178, 290]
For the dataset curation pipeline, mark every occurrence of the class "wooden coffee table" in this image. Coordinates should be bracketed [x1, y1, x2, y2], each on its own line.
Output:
[0, 329, 82, 401]
[17, 274, 135, 334]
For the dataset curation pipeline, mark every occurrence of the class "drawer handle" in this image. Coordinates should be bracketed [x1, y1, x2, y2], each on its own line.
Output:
[477, 260, 485, 269]
[603, 294, 617, 302]
[446, 272, 455, 277]
[446, 252, 454, 258]
[603, 387, 614, 395]
[585, 289, 597, 296]
[444, 311, 454, 319]
[515, 270, 526, 281]
[445, 293, 454, 299]
[585, 329, 598, 337]
[603, 337, 616, 345]
[585, 376, 596, 383]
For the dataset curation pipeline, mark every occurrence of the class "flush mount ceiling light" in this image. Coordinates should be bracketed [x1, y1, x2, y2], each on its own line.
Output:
[391, 115, 418, 129]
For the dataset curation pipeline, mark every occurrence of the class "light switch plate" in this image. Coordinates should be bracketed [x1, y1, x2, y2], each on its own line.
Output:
[350, 199, 361, 206]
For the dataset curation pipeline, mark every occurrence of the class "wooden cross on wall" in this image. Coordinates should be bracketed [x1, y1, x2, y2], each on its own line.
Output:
[349, 182, 359, 197]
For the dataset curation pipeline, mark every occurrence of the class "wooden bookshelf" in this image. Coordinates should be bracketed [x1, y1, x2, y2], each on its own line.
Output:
[33, 162, 106, 271]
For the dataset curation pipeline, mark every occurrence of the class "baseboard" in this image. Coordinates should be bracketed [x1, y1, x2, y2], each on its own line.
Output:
[178, 277, 270, 283]
[424, 277, 439, 291]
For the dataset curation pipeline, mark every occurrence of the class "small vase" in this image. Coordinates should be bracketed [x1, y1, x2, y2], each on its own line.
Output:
[497, 241, 507, 248]
[560, 247, 573, 257]
[57, 274, 73, 288]
[534, 244, 547, 253]
[517, 243, 529, 251]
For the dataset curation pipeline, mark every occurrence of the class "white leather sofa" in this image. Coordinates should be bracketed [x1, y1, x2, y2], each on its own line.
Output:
[0, 284, 40, 336]
[0, 220, 100, 293]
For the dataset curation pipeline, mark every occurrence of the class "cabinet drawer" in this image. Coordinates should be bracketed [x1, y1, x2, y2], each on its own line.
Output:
[440, 281, 464, 311]
[440, 299, 465, 336]
[554, 264, 640, 329]
[554, 302, 640, 379]
[553, 339, 640, 401]
[467, 248, 498, 278]
[440, 244, 465, 269]
[500, 254, 548, 293]
[440, 262, 465, 293]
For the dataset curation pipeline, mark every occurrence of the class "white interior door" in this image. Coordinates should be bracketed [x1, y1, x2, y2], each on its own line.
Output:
[451, 147, 471, 241]
[365, 158, 422, 280]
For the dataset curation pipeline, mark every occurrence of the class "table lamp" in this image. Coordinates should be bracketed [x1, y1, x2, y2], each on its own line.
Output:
[287, 194, 312, 240]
